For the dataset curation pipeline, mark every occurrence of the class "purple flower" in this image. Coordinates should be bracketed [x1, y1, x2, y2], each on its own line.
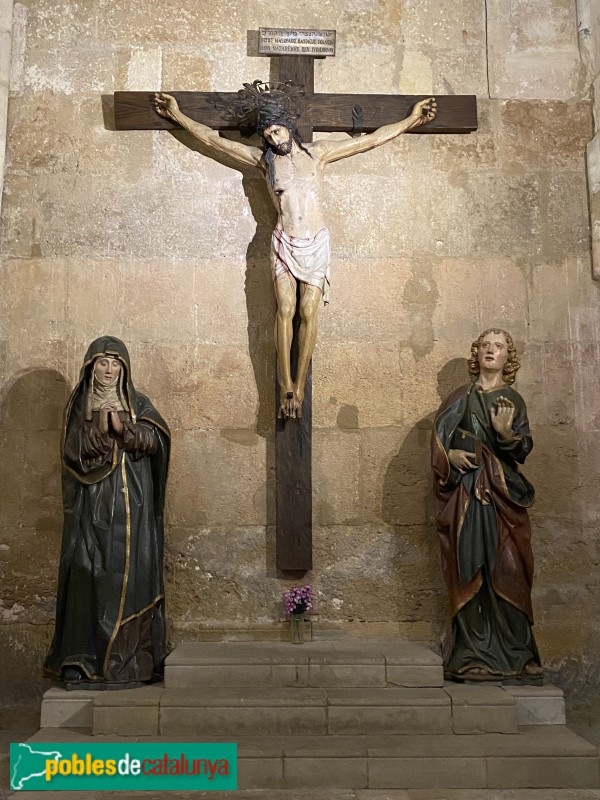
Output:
[283, 584, 314, 615]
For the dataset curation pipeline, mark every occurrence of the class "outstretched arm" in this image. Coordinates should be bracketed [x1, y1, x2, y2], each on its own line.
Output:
[154, 93, 263, 169]
[314, 98, 437, 165]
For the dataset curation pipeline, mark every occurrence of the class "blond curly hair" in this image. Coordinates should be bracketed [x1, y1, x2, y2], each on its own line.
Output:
[467, 328, 520, 385]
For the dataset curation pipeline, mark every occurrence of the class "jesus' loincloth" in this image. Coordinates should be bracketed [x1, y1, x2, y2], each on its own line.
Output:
[270, 227, 331, 305]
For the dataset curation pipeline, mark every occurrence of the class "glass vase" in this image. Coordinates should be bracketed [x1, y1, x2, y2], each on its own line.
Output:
[291, 611, 305, 644]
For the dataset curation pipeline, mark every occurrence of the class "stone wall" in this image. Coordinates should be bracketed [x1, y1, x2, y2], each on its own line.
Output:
[0, 0, 14, 215]
[578, 0, 600, 278]
[0, 0, 598, 712]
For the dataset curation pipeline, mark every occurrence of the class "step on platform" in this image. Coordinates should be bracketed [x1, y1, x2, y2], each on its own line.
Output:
[23, 725, 599, 791]
[165, 641, 446, 689]
[36, 641, 596, 791]
[89, 684, 519, 737]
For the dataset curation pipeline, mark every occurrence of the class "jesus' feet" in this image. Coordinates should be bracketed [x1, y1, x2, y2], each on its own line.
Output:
[279, 388, 303, 420]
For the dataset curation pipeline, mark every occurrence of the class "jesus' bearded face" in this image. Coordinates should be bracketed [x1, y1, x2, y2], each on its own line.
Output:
[263, 124, 293, 155]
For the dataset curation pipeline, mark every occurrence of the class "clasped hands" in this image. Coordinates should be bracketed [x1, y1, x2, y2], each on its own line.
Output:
[98, 402, 123, 435]
[448, 396, 515, 474]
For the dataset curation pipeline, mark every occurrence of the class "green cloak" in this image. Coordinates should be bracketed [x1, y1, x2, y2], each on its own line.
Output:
[432, 381, 541, 680]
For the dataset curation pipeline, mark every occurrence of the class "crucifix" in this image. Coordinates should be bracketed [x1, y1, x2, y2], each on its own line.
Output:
[113, 29, 477, 573]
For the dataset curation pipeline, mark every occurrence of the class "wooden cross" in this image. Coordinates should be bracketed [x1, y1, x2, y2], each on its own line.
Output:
[113, 48, 477, 573]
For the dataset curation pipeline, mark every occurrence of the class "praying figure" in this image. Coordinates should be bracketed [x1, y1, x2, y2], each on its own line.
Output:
[44, 336, 170, 688]
[431, 329, 543, 684]
[154, 83, 436, 419]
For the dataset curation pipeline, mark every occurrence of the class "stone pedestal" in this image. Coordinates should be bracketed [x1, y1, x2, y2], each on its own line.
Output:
[36, 641, 598, 791]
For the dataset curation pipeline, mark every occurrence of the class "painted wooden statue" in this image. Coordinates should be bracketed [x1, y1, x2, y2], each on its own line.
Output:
[153, 83, 436, 420]
[44, 336, 170, 688]
[432, 329, 543, 684]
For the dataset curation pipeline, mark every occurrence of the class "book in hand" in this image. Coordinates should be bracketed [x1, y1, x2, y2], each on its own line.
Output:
[451, 428, 482, 466]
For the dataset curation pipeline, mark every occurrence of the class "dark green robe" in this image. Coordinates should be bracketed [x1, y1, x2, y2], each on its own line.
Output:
[44, 337, 170, 684]
[432, 382, 541, 679]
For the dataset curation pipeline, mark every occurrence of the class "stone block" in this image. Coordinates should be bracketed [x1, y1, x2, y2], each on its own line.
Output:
[313, 341, 404, 429]
[0, 527, 60, 622]
[0, 174, 36, 258]
[144, 344, 262, 431]
[451, 704, 517, 735]
[96, 0, 246, 48]
[386, 666, 444, 688]
[7, 93, 80, 174]
[308, 664, 385, 687]
[487, 755, 600, 789]
[487, 0, 580, 100]
[313, 430, 361, 525]
[311, 526, 427, 623]
[399, 793, 600, 800]
[161, 686, 326, 707]
[63, 259, 195, 346]
[317, 258, 414, 345]
[238, 757, 284, 789]
[0, 259, 69, 337]
[527, 260, 578, 344]
[433, 259, 529, 345]
[444, 683, 514, 705]
[328, 705, 453, 736]
[384, 646, 444, 667]
[322, 168, 433, 260]
[316, 44, 399, 95]
[23, 169, 255, 261]
[28, 727, 135, 742]
[431, 101, 498, 172]
[481, 724, 598, 757]
[284, 757, 368, 789]
[18, 0, 96, 49]
[542, 171, 591, 259]
[92, 705, 159, 736]
[432, 46, 489, 96]
[328, 688, 449, 706]
[160, 706, 327, 737]
[165, 527, 272, 626]
[193, 258, 267, 344]
[359, 423, 433, 526]
[165, 664, 308, 689]
[498, 100, 592, 171]
[281, 736, 367, 758]
[160, 51, 213, 94]
[368, 756, 487, 789]
[92, 686, 164, 705]
[400, 0, 486, 51]
[40, 688, 96, 728]
[166, 431, 267, 526]
[503, 683, 566, 725]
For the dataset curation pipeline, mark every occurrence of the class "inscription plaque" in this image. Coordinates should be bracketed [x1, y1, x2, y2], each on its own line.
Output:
[259, 27, 336, 57]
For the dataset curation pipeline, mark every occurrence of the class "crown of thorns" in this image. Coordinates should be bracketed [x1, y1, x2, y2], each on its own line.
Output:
[216, 80, 305, 135]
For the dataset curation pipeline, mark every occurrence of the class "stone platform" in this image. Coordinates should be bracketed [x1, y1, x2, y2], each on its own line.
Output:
[33, 641, 596, 791]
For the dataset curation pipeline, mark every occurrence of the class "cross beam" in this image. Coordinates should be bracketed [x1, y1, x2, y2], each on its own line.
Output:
[115, 90, 477, 138]
[112, 53, 477, 573]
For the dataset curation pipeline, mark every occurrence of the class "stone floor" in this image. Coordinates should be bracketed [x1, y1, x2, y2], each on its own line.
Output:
[3, 788, 600, 799]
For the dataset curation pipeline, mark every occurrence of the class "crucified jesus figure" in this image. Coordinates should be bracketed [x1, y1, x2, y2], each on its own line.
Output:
[154, 86, 436, 419]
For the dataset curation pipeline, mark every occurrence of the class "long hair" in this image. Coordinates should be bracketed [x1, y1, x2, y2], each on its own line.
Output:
[467, 328, 520, 385]
[215, 80, 312, 184]
[260, 123, 312, 186]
